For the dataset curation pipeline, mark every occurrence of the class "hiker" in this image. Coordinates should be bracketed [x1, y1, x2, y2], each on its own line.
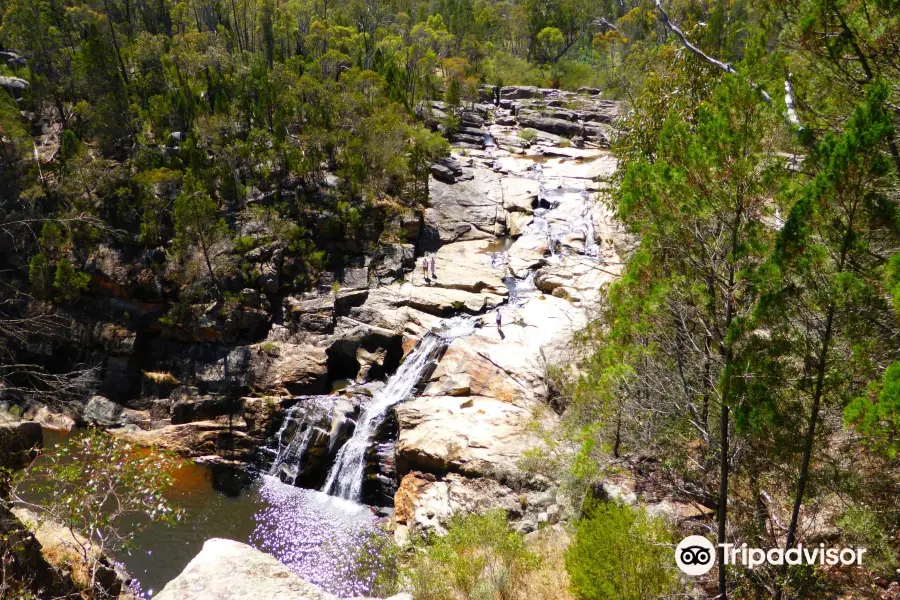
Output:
[496, 310, 502, 329]
[422, 257, 428, 279]
[430, 255, 436, 278]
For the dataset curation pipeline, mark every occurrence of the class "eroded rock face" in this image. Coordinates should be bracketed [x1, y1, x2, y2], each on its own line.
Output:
[109, 417, 256, 459]
[249, 342, 329, 394]
[385, 88, 629, 532]
[154, 538, 411, 600]
[393, 471, 559, 539]
[23, 86, 631, 540]
[424, 169, 504, 248]
[396, 394, 545, 483]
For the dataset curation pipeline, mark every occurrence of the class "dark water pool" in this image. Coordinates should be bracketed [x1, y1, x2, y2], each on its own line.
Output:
[20, 429, 382, 598]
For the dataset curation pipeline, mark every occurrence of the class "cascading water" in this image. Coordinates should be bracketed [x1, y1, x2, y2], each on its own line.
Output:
[268, 405, 322, 485]
[581, 190, 601, 258]
[322, 317, 476, 501]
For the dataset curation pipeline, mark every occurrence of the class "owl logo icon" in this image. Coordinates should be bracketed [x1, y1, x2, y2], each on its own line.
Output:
[675, 535, 716, 575]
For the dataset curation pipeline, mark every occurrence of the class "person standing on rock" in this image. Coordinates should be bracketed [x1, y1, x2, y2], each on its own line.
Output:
[422, 257, 429, 281]
[496, 310, 502, 330]
[430, 255, 436, 278]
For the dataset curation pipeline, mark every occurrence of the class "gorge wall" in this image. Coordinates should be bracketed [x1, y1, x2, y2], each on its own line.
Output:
[16, 85, 632, 536]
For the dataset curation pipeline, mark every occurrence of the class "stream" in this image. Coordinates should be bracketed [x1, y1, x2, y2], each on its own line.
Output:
[19, 127, 615, 598]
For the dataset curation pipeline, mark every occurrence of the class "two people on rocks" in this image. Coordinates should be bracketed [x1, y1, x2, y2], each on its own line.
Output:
[422, 255, 436, 280]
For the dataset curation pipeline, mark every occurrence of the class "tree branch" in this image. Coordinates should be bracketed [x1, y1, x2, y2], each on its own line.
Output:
[654, 0, 806, 131]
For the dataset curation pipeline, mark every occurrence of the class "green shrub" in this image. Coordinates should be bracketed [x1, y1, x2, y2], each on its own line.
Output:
[483, 52, 546, 87]
[518, 128, 538, 144]
[405, 510, 539, 600]
[350, 532, 400, 597]
[233, 235, 257, 254]
[52, 258, 90, 303]
[837, 506, 897, 576]
[565, 502, 678, 600]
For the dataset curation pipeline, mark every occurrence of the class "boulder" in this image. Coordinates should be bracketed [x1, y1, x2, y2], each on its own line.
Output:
[109, 417, 256, 459]
[430, 163, 456, 184]
[0, 75, 29, 99]
[285, 293, 335, 334]
[396, 394, 544, 482]
[339, 267, 370, 291]
[516, 112, 582, 137]
[370, 243, 415, 284]
[0, 51, 26, 69]
[0, 418, 42, 469]
[425, 240, 508, 295]
[170, 389, 241, 425]
[154, 538, 410, 600]
[24, 405, 76, 432]
[500, 177, 540, 213]
[195, 346, 253, 392]
[249, 342, 329, 394]
[13, 508, 127, 598]
[448, 132, 484, 147]
[327, 318, 403, 382]
[424, 167, 505, 248]
[500, 86, 541, 100]
[0, 504, 74, 598]
[406, 284, 504, 316]
[346, 287, 444, 335]
[82, 395, 151, 430]
[394, 472, 555, 539]
[578, 99, 621, 123]
[533, 153, 618, 180]
[506, 212, 532, 237]
[507, 234, 549, 276]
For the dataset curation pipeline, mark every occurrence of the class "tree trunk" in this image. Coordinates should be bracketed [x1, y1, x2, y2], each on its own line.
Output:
[774, 205, 855, 600]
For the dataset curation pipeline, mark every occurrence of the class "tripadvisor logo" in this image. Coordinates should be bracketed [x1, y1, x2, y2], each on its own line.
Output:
[676, 536, 716, 575]
[675, 536, 868, 575]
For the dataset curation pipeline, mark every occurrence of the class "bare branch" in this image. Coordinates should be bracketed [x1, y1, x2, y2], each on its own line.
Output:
[654, 0, 805, 130]
[784, 76, 802, 128]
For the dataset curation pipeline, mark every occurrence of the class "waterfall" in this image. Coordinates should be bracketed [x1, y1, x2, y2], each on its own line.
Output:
[581, 191, 600, 257]
[322, 317, 476, 502]
[268, 405, 321, 485]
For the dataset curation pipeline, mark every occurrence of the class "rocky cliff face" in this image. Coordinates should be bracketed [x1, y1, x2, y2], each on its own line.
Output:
[23, 86, 632, 535]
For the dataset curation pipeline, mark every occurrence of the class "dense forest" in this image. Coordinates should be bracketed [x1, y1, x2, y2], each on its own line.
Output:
[1, 0, 899, 599]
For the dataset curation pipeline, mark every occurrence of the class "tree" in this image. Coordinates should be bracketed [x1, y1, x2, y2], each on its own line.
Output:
[172, 169, 230, 297]
[11, 429, 182, 597]
[536, 27, 564, 64]
[571, 74, 782, 599]
[754, 82, 899, 600]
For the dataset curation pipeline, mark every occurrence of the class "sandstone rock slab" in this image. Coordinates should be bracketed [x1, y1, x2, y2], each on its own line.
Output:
[154, 538, 408, 600]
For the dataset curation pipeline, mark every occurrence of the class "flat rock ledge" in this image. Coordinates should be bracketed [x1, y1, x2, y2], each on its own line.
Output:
[154, 538, 411, 600]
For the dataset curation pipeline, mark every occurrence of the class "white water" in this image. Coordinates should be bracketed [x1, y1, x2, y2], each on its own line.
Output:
[268, 405, 321, 485]
[322, 317, 476, 501]
[581, 191, 600, 257]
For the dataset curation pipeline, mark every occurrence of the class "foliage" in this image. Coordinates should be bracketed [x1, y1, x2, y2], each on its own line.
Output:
[350, 532, 400, 597]
[172, 169, 230, 297]
[836, 506, 898, 577]
[566, 502, 678, 600]
[12, 429, 183, 596]
[404, 510, 539, 600]
[517, 128, 537, 144]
